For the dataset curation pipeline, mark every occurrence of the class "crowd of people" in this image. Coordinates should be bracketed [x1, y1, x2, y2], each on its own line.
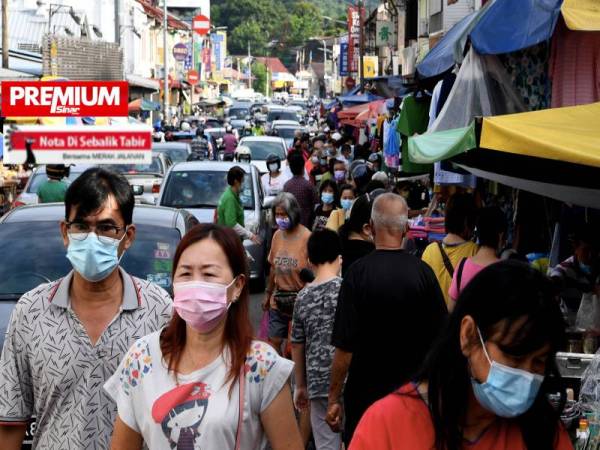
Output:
[0, 126, 579, 450]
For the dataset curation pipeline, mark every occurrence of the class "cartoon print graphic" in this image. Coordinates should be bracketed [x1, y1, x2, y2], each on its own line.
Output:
[120, 340, 153, 395]
[152, 382, 212, 449]
[245, 341, 277, 383]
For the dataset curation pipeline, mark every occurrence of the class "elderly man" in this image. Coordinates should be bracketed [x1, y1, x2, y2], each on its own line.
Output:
[326, 193, 447, 445]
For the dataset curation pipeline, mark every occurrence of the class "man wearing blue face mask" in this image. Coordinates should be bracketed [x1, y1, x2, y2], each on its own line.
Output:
[0, 168, 173, 450]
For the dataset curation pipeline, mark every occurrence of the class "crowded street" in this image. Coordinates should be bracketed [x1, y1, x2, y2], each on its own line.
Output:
[0, 0, 600, 449]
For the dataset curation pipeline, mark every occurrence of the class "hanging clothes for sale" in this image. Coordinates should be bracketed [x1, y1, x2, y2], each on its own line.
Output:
[550, 18, 600, 108]
[384, 115, 401, 169]
[398, 93, 431, 174]
[428, 81, 443, 130]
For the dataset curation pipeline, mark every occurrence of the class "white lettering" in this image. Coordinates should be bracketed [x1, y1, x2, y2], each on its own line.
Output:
[10, 87, 25, 105]
[98, 86, 120, 106]
[25, 86, 39, 106]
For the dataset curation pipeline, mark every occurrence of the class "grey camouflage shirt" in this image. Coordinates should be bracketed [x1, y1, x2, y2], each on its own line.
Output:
[291, 277, 341, 399]
[0, 268, 172, 449]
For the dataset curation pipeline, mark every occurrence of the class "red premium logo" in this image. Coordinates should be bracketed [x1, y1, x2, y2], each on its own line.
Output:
[1, 81, 129, 117]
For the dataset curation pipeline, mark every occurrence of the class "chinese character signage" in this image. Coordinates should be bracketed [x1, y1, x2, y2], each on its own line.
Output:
[339, 43, 349, 76]
[376, 21, 394, 47]
[347, 6, 364, 74]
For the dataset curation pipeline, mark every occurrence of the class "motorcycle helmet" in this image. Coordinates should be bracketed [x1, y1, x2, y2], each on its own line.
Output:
[266, 153, 282, 173]
[235, 145, 252, 163]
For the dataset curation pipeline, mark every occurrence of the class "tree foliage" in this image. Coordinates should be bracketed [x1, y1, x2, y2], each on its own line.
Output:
[251, 62, 268, 95]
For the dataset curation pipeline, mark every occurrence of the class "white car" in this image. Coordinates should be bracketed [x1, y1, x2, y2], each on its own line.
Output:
[271, 119, 301, 128]
[13, 165, 91, 207]
[239, 136, 288, 174]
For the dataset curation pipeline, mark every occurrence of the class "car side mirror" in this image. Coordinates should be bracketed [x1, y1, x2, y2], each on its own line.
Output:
[263, 196, 275, 209]
[139, 194, 156, 206]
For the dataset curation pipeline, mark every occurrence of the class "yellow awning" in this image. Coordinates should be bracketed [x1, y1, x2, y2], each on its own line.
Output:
[562, 0, 600, 31]
[480, 102, 600, 168]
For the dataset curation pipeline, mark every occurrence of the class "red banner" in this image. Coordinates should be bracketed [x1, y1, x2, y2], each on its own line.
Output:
[10, 130, 151, 151]
[1, 81, 129, 117]
[347, 7, 363, 74]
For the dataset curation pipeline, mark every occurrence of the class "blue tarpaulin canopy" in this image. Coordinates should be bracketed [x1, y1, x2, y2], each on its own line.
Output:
[338, 93, 383, 105]
[416, 10, 481, 78]
[470, 0, 563, 55]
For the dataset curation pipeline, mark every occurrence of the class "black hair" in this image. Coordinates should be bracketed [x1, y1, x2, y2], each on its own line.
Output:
[46, 164, 67, 180]
[341, 144, 352, 154]
[319, 179, 340, 207]
[339, 184, 355, 197]
[288, 151, 305, 176]
[308, 229, 342, 265]
[328, 158, 345, 175]
[227, 166, 245, 186]
[445, 192, 478, 237]
[364, 179, 385, 193]
[417, 260, 566, 450]
[477, 206, 507, 248]
[65, 167, 134, 225]
[339, 193, 373, 241]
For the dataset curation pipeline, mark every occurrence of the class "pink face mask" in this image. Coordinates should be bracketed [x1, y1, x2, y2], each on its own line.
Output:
[173, 279, 237, 333]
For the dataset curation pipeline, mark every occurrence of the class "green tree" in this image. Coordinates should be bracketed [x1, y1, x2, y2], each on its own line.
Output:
[230, 20, 269, 55]
[251, 62, 268, 95]
[284, 2, 323, 47]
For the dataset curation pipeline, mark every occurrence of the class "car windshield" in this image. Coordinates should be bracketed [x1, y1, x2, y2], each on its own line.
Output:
[206, 130, 226, 139]
[268, 111, 298, 122]
[229, 108, 249, 118]
[0, 222, 181, 295]
[107, 157, 163, 175]
[27, 170, 83, 193]
[242, 141, 286, 160]
[162, 170, 255, 209]
[155, 146, 189, 163]
[274, 128, 298, 139]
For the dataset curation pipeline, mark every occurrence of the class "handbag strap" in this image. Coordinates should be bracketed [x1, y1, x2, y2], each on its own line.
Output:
[456, 257, 467, 293]
[235, 367, 245, 450]
[437, 242, 454, 277]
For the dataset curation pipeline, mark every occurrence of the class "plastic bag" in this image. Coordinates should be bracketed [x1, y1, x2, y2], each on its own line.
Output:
[258, 311, 269, 340]
[576, 293, 600, 333]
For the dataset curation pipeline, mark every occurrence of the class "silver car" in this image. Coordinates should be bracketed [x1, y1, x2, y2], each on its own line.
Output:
[238, 136, 288, 174]
[13, 165, 91, 207]
[157, 161, 270, 286]
[107, 152, 172, 201]
[152, 142, 192, 164]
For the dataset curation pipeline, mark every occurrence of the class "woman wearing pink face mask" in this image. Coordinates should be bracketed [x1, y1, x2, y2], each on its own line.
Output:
[105, 224, 303, 450]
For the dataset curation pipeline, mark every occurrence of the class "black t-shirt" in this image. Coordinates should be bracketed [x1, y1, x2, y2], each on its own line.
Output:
[313, 205, 334, 231]
[341, 239, 375, 276]
[332, 249, 447, 430]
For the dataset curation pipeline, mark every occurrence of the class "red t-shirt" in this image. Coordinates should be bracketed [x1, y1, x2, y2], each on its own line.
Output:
[350, 384, 573, 450]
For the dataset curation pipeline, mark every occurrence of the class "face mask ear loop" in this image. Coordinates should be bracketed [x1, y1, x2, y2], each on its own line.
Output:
[477, 327, 493, 367]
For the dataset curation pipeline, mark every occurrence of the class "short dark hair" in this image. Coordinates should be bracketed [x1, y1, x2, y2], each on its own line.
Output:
[445, 193, 478, 237]
[227, 166, 245, 186]
[65, 167, 134, 225]
[308, 229, 341, 265]
[288, 151, 305, 176]
[477, 206, 507, 248]
[319, 179, 340, 206]
[341, 144, 352, 154]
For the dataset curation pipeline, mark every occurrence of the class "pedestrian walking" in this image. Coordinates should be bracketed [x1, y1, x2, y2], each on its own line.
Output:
[0, 168, 173, 449]
[37, 164, 69, 203]
[350, 261, 570, 450]
[449, 206, 506, 308]
[422, 192, 479, 307]
[261, 153, 290, 197]
[332, 159, 348, 186]
[326, 185, 356, 233]
[284, 152, 317, 229]
[327, 193, 447, 445]
[263, 193, 312, 354]
[291, 229, 343, 450]
[222, 125, 238, 161]
[313, 180, 339, 231]
[105, 224, 303, 450]
[217, 166, 261, 244]
[337, 192, 378, 276]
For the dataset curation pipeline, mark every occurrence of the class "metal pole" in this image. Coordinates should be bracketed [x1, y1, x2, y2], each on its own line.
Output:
[247, 41, 252, 90]
[2, 0, 8, 69]
[265, 48, 269, 98]
[163, 0, 169, 122]
[190, 30, 194, 108]
[322, 39, 327, 97]
[114, 0, 120, 45]
[358, 0, 364, 87]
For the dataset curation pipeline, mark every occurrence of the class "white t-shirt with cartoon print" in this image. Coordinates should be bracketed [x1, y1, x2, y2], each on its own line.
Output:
[104, 332, 293, 450]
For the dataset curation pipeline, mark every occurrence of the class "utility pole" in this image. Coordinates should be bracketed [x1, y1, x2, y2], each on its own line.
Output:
[163, 0, 169, 122]
[2, 0, 8, 69]
[358, 0, 365, 87]
[114, 0, 120, 45]
[247, 41, 252, 90]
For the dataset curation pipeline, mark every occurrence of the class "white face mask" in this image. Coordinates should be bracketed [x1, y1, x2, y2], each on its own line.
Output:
[268, 163, 279, 173]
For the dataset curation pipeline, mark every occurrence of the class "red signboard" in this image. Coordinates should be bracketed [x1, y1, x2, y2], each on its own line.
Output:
[193, 14, 210, 36]
[187, 70, 199, 85]
[345, 77, 356, 90]
[347, 6, 364, 74]
[1, 81, 129, 117]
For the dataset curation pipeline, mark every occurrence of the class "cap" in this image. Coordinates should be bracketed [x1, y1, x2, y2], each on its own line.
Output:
[332, 132, 342, 141]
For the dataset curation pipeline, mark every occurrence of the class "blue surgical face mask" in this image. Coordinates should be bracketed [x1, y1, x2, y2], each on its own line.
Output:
[276, 217, 291, 230]
[341, 199, 354, 211]
[471, 328, 544, 418]
[321, 192, 334, 205]
[66, 231, 127, 282]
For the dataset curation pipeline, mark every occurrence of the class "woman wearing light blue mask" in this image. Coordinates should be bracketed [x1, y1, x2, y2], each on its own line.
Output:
[350, 260, 571, 450]
[326, 184, 355, 233]
[312, 180, 339, 232]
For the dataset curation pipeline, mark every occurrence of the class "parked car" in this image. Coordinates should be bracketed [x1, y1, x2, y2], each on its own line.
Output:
[13, 165, 92, 207]
[157, 161, 270, 285]
[238, 136, 288, 174]
[0, 203, 198, 449]
[107, 152, 172, 201]
[153, 142, 192, 164]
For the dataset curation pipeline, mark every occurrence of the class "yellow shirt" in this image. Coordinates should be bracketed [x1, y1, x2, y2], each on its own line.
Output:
[421, 241, 478, 307]
[326, 209, 346, 232]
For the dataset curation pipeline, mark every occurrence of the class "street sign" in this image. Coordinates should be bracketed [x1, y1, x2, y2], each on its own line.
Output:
[187, 70, 199, 85]
[193, 14, 210, 36]
[345, 77, 356, 90]
[173, 43, 188, 62]
[5, 125, 153, 165]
